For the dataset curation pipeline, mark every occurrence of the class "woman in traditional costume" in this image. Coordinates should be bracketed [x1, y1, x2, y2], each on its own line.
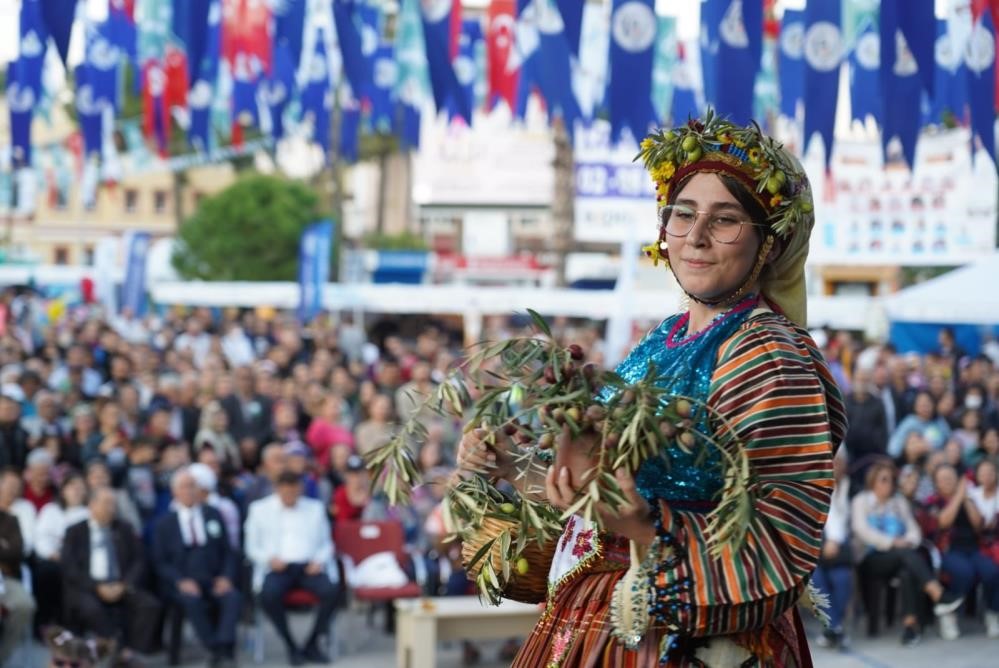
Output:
[459, 114, 847, 667]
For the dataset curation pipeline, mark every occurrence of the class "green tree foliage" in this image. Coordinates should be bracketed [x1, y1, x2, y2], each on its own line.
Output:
[172, 174, 327, 281]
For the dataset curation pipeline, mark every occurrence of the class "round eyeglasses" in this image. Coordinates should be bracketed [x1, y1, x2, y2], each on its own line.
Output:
[659, 204, 767, 245]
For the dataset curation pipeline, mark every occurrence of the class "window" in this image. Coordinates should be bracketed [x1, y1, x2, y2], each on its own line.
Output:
[83, 246, 95, 266]
[153, 190, 168, 214]
[53, 246, 69, 265]
[124, 189, 139, 213]
[53, 187, 69, 211]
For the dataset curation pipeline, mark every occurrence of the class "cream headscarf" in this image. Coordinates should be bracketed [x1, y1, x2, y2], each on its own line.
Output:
[760, 155, 813, 328]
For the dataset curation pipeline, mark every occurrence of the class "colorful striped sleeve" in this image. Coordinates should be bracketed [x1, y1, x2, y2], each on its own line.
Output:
[649, 314, 847, 636]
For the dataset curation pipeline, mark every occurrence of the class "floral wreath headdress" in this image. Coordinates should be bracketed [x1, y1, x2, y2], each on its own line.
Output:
[637, 109, 813, 267]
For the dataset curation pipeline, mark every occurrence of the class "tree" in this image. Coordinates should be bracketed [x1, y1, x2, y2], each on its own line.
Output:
[172, 174, 327, 281]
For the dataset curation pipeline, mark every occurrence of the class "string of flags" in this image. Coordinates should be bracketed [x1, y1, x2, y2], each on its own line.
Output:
[4, 0, 999, 215]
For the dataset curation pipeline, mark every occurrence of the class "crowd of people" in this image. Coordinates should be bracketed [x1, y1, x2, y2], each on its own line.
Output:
[0, 287, 998, 665]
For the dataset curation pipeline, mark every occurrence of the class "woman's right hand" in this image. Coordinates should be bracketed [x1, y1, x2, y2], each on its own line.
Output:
[456, 426, 518, 482]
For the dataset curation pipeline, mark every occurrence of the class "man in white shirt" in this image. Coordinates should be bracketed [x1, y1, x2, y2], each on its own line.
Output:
[245, 470, 338, 666]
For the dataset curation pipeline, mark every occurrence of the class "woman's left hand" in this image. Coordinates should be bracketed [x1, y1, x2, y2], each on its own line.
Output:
[545, 465, 656, 547]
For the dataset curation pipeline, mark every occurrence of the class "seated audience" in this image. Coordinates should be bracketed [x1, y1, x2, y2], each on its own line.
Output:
[0, 467, 36, 556]
[23, 447, 56, 512]
[329, 454, 370, 523]
[84, 459, 142, 535]
[61, 487, 161, 664]
[153, 468, 240, 667]
[969, 458, 999, 637]
[188, 462, 241, 551]
[243, 443, 287, 506]
[813, 451, 853, 649]
[889, 391, 952, 457]
[245, 470, 338, 666]
[851, 462, 961, 646]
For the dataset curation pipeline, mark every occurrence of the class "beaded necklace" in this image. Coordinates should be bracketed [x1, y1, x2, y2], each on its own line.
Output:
[612, 294, 761, 503]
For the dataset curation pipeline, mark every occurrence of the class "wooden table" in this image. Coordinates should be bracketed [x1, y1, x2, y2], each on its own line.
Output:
[395, 596, 540, 668]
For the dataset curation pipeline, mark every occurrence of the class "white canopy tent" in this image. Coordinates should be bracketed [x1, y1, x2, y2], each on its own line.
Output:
[883, 254, 999, 326]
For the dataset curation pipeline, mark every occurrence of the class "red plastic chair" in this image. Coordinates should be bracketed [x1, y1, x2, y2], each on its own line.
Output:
[333, 519, 424, 604]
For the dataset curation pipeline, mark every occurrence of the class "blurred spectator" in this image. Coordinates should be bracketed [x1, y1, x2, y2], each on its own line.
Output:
[355, 393, 396, 456]
[48, 345, 101, 397]
[284, 441, 322, 500]
[0, 468, 36, 555]
[0, 496, 35, 664]
[245, 470, 338, 666]
[0, 392, 29, 471]
[85, 460, 142, 535]
[924, 463, 999, 640]
[953, 408, 983, 463]
[305, 394, 353, 472]
[189, 462, 241, 550]
[813, 452, 853, 649]
[221, 367, 273, 456]
[33, 473, 90, 631]
[61, 487, 160, 662]
[153, 468, 240, 667]
[329, 454, 370, 523]
[23, 389, 67, 448]
[83, 402, 129, 479]
[888, 391, 952, 457]
[844, 366, 889, 492]
[23, 448, 56, 511]
[851, 462, 961, 645]
[243, 443, 287, 505]
[194, 400, 241, 470]
[394, 359, 436, 424]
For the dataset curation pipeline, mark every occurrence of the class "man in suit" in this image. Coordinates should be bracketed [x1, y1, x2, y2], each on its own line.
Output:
[62, 487, 161, 662]
[154, 467, 240, 667]
[221, 367, 273, 458]
[245, 470, 338, 666]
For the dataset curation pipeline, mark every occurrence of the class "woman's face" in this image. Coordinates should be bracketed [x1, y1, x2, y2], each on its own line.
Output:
[934, 466, 958, 497]
[983, 428, 999, 455]
[86, 464, 110, 489]
[872, 468, 894, 500]
[914, 393, 934, 420]
[665, 173, 766, 302]
[63, 477, 86, 507]
[211, 408, 228, 431]
[976, 461, 998, 489]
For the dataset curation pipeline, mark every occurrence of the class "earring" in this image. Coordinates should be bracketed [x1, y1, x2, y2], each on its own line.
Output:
[642, 227, 670, 268]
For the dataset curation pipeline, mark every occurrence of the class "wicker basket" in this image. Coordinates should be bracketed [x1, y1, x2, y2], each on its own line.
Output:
[461, 516, 554, 604]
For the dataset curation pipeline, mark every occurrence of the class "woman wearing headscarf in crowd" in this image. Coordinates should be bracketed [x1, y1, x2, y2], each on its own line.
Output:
[888, 391, 952, 458]
[922, 463, 997, 640]
[459, 114, 847, 666]
[851, 461, 962, 645]
[193, 400, 241, 471]
[32, 473, 90, 632]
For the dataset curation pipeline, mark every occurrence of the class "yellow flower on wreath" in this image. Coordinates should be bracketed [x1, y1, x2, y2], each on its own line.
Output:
[747, 147, 762, 164]
[653, 161, 676, 182]
[640, 137, 655, 152]
[770, 194, 783, 207]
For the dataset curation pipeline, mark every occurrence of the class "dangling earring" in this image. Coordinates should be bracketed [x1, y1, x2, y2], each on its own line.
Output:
[642, 226, 671, 268]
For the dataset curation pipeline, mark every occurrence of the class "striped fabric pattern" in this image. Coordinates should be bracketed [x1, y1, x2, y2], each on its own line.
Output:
[654, 312, 847, 637]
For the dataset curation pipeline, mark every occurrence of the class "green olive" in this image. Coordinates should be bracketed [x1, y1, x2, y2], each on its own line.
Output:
[686, 147, 703, 163]
[499, 502, 516, 514]
[516, 558, 530, 575]
[766, 175, 782, 195]
[681, 135, 699, 152]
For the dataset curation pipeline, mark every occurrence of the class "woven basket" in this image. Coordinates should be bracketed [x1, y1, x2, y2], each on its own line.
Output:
[461, 516, 554, 604]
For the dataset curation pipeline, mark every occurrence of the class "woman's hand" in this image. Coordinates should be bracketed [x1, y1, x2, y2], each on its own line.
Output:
[455, 426, 518, 482]
[545, 465, 655, 547]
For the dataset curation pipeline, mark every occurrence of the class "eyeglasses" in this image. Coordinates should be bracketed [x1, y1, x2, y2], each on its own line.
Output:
[52, 660, 83, 668]
[659, 204, 766, 245]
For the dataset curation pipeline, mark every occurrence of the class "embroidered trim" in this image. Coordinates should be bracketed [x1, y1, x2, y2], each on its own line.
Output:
[542, 517, 604, 622]
[665, 294, 760, 349]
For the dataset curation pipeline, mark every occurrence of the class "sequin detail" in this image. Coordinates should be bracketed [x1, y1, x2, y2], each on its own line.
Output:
[610, 295, 760, 502]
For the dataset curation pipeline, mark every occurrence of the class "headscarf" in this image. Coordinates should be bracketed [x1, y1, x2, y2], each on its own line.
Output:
[638, 111, 815, 327]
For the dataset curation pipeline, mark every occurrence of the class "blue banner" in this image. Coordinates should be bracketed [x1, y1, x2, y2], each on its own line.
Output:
[108, 0, 137, 65]
[171, 0, 211, 83]
[263, 44, 296, 140]
[670, 52, 700, 125]
[121, 232, 151, 317]
[881, 0, 922, 167]
[451, 19, 483, 121]
[421, 0, 470, 122]
[896, 0, 936, 96]
[607, 0, 657, 142]
[370, 44, 397, 131]
[274, 0, 307, 72]
[778, 9, 805, 118]
[297, 220, 334, 323]
[699, 0, 726, 107]
[18, 0, 48, 102]
[189, 0, 222, 151]
[849, 22, 881, 124]
[714, 0, 762, 125]
[6, 63, 34, 167]
[301, 31, 332, 151]
[232, 55, 261, 131]
[74, 65, 106, 158]
[87, 23, 123, 113]
[333, 0, 373, 104]
[40, 0, 78, 67]
[927, 19, 968, 125]
[967, 12, 997, 165]
[514, 0, 582, 130]
[555, 0, 584, 56]
[803, 0, 844, 166]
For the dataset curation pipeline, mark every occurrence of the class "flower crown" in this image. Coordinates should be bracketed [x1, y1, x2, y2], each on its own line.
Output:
[637, 109, 813, 240]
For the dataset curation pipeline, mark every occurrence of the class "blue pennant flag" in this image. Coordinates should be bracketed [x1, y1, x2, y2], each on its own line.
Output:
[555, 0, 584, 56]
[17, 0, 49, 102]
[189, 0, 222, 151]
[394, 0, 428, 149]
[778, 9, 805, 118]
[40, 0, 78, 67]
[514, 0, 583, 130]
[74, 62, 109, 159]
[607, 0, 657, 142]
[275, 0, 307, 73]
[301, 32, 333, 152]
[967, 12, 997, 165]
[670, 44, 700, 124]
[6, 63, 34, 167]
[263, 44, 296, 140]
[803, 0, 844, 166]
[333, 0, 373, 104]
[86, 22, 123, 113]
[356, 1, 384, 105]
[700, 0, 726, 107]
[421, 0, 471, 122]
[881, 0, 935, 98]
[171, 0, 211, 83]
[297, 220, 334, 323]
[850, 22, 881, 125]
[108, 0, 137, 64]
[233, 54, 261, 131]
[926, 19, 968, 125]
[370, 44, 397, 131]
[122, 232, 151, 317]
[341, 104, 361, 162]
[450, 19, 483, 121]
[880, 0, 922, 167]
[714, 0, 762, 125]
